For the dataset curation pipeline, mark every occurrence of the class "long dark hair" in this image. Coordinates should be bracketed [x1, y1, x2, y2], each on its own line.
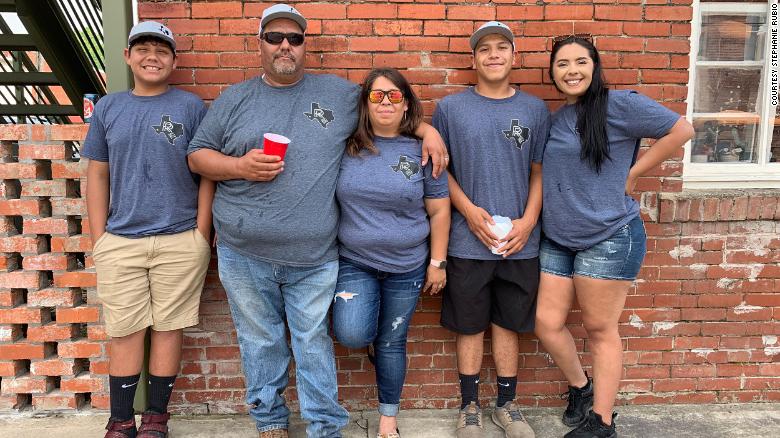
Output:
[347, 68, 423, 157]
[549, 37, 609, 173]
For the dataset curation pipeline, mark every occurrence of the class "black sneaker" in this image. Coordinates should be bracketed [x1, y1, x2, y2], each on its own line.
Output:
[561, 374, 593, 427]
[564, 411, 617, 438]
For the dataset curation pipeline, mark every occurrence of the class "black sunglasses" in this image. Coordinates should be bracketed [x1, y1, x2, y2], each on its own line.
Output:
[261, 32, 305, 46]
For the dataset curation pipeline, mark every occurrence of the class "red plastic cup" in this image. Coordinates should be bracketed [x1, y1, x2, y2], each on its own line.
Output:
[262, 133, 291, 159]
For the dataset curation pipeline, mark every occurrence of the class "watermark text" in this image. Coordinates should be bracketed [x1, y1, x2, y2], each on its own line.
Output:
[771, 1, 779, 106]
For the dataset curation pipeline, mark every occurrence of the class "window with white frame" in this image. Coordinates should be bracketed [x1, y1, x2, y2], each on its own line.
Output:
[685, 1, 779, 188]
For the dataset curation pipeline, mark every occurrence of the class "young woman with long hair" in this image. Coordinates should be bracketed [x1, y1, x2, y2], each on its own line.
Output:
[535, 36, 694, 438]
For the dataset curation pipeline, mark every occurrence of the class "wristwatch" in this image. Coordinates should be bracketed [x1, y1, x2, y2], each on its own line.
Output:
[430, 258, 447, 269]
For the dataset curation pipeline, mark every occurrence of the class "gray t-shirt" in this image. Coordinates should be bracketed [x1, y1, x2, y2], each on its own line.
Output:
[337, 136, 449, 273]
[81, 88, 206, 237]
[542, 90, 680, 250]
[188, 74, 359, 266]
[432, 87, 550, 260]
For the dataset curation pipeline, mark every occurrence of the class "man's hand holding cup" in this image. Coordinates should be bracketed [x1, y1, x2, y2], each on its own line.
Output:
[236, 133, 290, 182]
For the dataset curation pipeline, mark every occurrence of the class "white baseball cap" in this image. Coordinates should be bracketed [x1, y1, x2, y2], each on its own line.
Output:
[128, 21, 176, 51]
[260, 4, 307, 35]
[469, 21, 514, 51]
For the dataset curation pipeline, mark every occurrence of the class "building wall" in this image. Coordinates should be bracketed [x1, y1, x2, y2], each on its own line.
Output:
[0, 1, 777, 413]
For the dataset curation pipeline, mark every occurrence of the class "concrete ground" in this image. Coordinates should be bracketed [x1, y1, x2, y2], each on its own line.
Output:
[0, 403, 777, 437]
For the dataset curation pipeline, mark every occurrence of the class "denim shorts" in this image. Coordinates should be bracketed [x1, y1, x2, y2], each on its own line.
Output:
[540, 215, 647, 281]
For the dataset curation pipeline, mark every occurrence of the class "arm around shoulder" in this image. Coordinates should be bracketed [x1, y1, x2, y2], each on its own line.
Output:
[415, 123, 447, 178]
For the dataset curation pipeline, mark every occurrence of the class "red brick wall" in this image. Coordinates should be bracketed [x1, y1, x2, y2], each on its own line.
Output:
[0, 0, 777, 414]
[0, 124, 104, 410]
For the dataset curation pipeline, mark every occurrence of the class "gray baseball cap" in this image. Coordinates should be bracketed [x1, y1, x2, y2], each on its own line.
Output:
[260, 3, 307, 35]
[128, 21, 176, 51]
[469, 21, 514, 51]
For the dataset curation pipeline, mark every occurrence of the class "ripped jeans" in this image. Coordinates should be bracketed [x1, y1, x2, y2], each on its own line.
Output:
[332, 257, 425, 417]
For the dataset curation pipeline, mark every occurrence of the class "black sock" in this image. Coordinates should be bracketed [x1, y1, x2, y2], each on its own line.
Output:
[109, 374, 140, 421]
[496, 375, 517, 407]
[148, 374, 177, 414]
[459, 373, 480, 409]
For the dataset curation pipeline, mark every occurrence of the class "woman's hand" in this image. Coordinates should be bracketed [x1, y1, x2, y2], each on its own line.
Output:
[423, 265, 446, 295]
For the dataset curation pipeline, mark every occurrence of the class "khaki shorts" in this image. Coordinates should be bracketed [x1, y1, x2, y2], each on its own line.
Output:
[92, 228, 211, 338]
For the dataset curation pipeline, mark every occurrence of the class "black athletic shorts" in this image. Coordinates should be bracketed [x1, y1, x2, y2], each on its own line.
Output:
[440, 256, 539, 335]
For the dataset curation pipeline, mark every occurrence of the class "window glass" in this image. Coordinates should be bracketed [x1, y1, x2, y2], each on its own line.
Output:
[689, 8, 772, 168]
[698, 14, 765, 62]
[693, 67, 762, 113]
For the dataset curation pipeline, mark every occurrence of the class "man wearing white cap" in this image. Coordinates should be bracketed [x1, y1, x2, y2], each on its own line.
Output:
[84, 20, 214, 438]
[432, 21, 550, 438]
[187, 4, 446, 438]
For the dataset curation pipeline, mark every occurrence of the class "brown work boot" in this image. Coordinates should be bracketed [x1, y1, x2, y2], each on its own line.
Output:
[492, 401, 535, 438]
[456, 401, 483, 438]
[259, 429, 288, 438]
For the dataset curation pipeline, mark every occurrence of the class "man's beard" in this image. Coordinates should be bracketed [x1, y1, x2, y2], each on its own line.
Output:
[272, 52, 298, 75]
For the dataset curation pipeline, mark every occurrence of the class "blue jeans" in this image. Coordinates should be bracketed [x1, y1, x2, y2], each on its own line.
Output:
[331, 257, 425, 417]
[217, 243, 348, 437]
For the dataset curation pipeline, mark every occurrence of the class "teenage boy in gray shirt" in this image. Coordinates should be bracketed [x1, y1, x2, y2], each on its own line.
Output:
[83, 22, 214, 438]
[187, 5, 447, 437]
[432, 22, 550, 438]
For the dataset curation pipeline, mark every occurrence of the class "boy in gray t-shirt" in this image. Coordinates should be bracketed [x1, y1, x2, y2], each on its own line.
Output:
[431, 21, 550, 438]
[82, 21, 213, 438]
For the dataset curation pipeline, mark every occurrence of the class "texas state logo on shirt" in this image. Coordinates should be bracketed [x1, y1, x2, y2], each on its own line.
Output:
[152, 114, 184, 145]
[304, 102, 335, 128]
[503, 119, 530, 149]
[389, 155, 421, 180]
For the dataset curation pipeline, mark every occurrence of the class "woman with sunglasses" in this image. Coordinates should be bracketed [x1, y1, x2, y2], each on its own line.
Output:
[535, 36, 693, 438]
[332, 68, 450, 438]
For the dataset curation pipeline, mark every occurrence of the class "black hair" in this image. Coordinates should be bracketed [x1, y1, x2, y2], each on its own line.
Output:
[129, 35, 176, 58]
[549, 37, 610, 173]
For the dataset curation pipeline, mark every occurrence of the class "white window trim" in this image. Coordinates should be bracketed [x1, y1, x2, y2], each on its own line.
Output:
[684, 1, 780, 189]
